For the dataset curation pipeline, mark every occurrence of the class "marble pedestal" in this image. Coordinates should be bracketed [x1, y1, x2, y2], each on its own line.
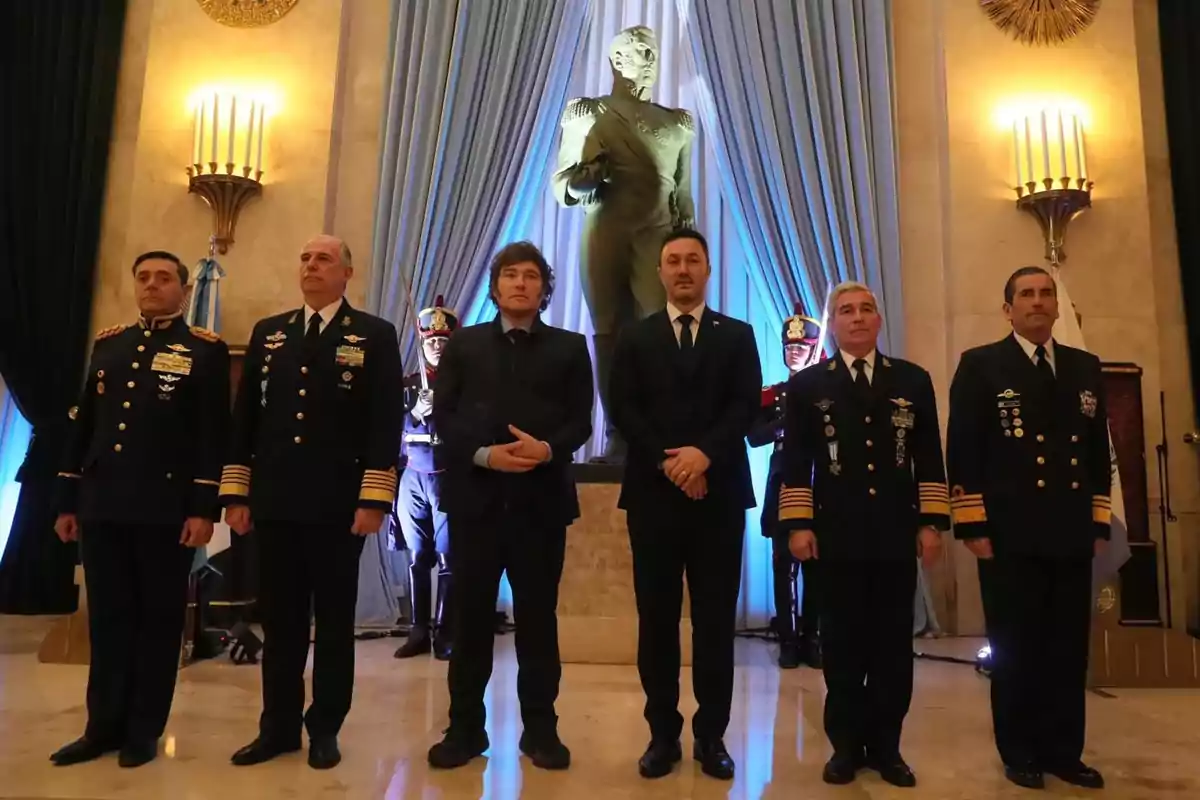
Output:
[558, 477, 692, 665]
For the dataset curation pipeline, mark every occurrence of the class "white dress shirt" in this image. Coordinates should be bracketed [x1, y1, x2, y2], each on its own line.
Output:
[1013, 333, 1056, 376]
[303, 298, 345, 334]
[840, 349, 877, 385]
[667, 302, 706, 346]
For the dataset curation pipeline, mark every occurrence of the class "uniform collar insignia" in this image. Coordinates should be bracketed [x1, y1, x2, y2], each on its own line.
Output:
[288, 312, 299, 325]
[341, 315, 352, 327]
[137, 312, 182, 331]
[827, 359, 838, 371]
[266, 330, 287, 342]
[167, 343, 191, 352]
[881, 356, 892, 367]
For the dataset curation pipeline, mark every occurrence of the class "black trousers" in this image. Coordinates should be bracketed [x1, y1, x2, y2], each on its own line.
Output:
[255, 522, 365, 742]
[820, 558, 916, 759]
[447, 514, 566, 736]
[628, 504, 744, 741]
[978, 554, 1091, 769]
[79, 521, 194, 743]
[769, 534, 820, 641]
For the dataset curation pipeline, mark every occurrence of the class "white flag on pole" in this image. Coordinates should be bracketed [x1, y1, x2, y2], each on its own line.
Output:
[1049, 267, 1132, 592]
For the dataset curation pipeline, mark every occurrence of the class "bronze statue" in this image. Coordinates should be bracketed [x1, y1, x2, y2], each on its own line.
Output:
[553, 25, 696, 462]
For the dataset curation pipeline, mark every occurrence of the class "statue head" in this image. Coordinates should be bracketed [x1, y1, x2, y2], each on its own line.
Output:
[609, 25, 658, 96]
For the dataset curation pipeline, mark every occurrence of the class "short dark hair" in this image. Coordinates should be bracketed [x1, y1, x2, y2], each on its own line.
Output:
[1004, 265, 1054, 304]
[488, 241, 555, 312]
[132, 250, 189, 286]
[661, 228, 710, 262]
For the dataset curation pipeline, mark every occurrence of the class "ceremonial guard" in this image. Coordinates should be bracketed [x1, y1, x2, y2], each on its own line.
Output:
[778, 281, 949, 788]
[220, 235, 403, 770]
[748, 305, 824, 670]
[50, 251, 230, 768]
[947, 266, 1109, 791]
[393, 296, 457, 661]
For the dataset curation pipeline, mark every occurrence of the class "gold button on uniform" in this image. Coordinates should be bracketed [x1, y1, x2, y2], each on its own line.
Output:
[123, 401, 131, 409]
[299, 389, 307, 397]
[868, 488, 877, 496]
[144, 330, 151, 338]
[301, 367, 309, 375]
[1037, 479, 1046, 488]
[294, 436, 302, 444]
[118, 423, 126, 431]
[867, 463, 875, 472]
[127, 381, 135, 389]
[1071, 458, 1078, 466]
[1036, 456, 1045, 465]
[1072, 482, 1080, 489]
[296, 412, 304, 420]
[866, 440, 873, 447]
[1036, 434, 1045, 443]
[1071, 435, 1079, 443]
[865, 416, 872, 424]
[166, 473, 173, 479]
[114, 444, 122, 453]
[132, 362, 140, 369]
[137, 345, 145, 352]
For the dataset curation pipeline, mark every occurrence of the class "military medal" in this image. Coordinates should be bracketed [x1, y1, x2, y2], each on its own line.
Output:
[266, 330, 287, 342]
[342, 371, 353, 382]
[828, 441, 841, 475]
[97, 382, 105, 395]
[1080, 389, 1098, 418]
[343, 334, 367, 344]
[1014, 428, 1025, 438]
[167, 343, 191, 353]
[824, 424, 835, 437]
[335, 345, 365, 367]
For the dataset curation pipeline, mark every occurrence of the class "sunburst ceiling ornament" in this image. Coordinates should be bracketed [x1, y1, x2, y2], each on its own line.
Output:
[979, 0, 1101, 46]
[196, 0, 299, 28]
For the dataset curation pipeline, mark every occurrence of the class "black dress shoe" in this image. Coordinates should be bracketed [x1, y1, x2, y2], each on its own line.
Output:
[118, 739, 158, 768]
[693, 738, 735, 781]
[230, 736, 302, 766]
[394, 628, 432, 659]
[822, 753, 860, 784]
[802, 638, 823, 669]
[1004, 763, 1046, 789]
[778, 639, 802, 669]
[50, 736, 119, 766]
[1046, 761, 1104, 789]
[871, 755, 917, 788]
[519, 730, 571, 770]
[427, 728, 489, 769]
[433, 632, 453, 662]
[308, 736, 341, 769]
[637, 739, 682, 779]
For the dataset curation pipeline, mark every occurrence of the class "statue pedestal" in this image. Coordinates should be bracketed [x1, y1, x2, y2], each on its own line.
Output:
[558, 471, 692, 666]
[38, 565, 90, 665]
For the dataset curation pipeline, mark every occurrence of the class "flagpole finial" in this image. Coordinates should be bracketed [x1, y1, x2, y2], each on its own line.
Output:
[208, 235, 217, 260]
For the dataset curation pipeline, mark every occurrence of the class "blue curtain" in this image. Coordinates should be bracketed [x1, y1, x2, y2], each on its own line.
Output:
[359, 0, 591, 626]
[0, 381, 32, 561]
[677, 0, 903, 353]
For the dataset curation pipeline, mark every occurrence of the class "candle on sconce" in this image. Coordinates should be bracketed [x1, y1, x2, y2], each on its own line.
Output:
[255, 104, 265, 174]
[1039, 110, 1051, 183]
[1056, 110, 1067, 179]
[227, 96, 237, 168]
[1023, 116, 1034, 187]
[1012, 120, 1022, 188]
[192, 104, 201, 167]
[210, 93, 219, 164]
[245, 101, 256, 171]
[1078, 125, 1089, 181]
[1070, 115, 1081, 179]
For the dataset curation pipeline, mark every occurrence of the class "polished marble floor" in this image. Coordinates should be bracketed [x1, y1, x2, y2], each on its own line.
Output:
[1, 616, 1198, 799]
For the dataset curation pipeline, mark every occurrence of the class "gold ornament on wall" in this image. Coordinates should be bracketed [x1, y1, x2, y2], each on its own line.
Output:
[979, 0, 1101, 46]
[196, 0, 299, 28]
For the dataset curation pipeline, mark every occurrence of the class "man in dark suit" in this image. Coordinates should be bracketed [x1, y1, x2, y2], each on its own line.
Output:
[747, 305, 824, 670]
[220, 235, 403, 770]
[947, 266, 1109, 791]
[778, 281, 949, 788]
[609, 228, 762, 782]
[50, 250, 229, 769]
[393, 295, 457, 662]
[427, 241, 593, 772]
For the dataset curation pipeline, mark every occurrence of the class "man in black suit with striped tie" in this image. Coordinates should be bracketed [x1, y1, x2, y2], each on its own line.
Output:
[609, 229, 762, 782]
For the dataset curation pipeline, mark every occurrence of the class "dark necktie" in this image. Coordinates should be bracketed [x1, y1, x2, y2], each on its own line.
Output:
[508, 328, 528, 345]
[304, 312, 322, 353]
[678, 314, 694, 353]
[853, 358, 871, 398]
[1034, 344, 1055, 383]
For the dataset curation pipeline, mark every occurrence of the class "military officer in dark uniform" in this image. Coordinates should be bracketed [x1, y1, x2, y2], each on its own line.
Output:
[747, 305, 824, 670]
[220, 235, 403, 770]
[393, 295, 457, 661]
[50, 250, 230, 769]
[947, 266, 1109, 791]
[778, 281, 949, 789]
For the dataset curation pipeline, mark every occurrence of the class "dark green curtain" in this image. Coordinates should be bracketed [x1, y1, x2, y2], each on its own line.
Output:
[0, 1, 128, 613]
[1160, 0, 1200, 426]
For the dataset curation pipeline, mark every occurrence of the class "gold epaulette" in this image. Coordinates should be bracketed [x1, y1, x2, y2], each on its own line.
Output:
[918, 482, 951, 516]
[95, 324, 126, 341]
[676, 108, 695, 131]
[950, 485, 987, 525]
[778, 484, 814, 522]
[562, 97, 603, 124]
[189, 326, 221, 343]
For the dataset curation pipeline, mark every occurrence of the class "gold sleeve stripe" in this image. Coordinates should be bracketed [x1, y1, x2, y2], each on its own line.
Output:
[1092, 495, 1112, 507]
[1093, 495, 1112, 524]
[359, 487, 396, 503]
[56, 472, 82, 479]
[920, 500, 951, 516]
[780, 505, 814, 521]
[779, 483, 814, 521]
[194, 479, 220, 487]
[952, 505, 987, 524]
[219, 465, 251, 497]
[221, 465, 251, 478]
[219, 482, 250, 497]
[918, 482, 949, 494]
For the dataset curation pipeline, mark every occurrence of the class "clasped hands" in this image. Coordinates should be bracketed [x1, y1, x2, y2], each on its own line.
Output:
[486, 425, 551, 473]
[663, 446, 710, 501]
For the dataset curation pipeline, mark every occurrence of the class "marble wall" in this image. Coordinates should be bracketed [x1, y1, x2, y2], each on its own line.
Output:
[92, 0, 1199, 634]
[894, 0, 1199, 633]
[93, 0, 391, 344]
